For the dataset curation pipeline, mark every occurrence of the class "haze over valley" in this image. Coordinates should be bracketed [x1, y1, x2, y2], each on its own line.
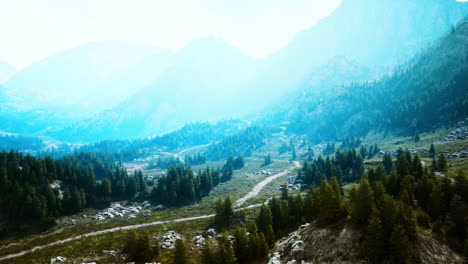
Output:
[0, 0, 467, 263]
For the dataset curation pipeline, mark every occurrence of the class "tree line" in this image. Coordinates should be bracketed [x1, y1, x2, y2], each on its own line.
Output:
[0, 150, 145, 234]
[210, 149, 467, 263]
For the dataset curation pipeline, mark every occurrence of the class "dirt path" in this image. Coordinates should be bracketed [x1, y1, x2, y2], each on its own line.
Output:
[233, 161, 300, 208]
[0, 203, 264, 262]
[0, 161, 301, 262]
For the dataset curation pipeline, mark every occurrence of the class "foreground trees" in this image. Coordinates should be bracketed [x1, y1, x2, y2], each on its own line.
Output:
[0, 151, 143, 232]
[210, 149, 467, 263]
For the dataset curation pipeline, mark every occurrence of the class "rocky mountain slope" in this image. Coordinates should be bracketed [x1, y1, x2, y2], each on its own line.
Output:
[268, 222, 463, 264]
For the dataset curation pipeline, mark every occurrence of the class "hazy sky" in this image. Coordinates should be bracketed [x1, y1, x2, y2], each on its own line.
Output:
[0, 0, 342, 69]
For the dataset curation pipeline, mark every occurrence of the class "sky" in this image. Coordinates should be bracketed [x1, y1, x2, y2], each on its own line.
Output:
[0, 0, 342, 69]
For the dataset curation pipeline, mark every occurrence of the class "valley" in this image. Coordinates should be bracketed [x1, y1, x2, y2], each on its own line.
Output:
[0, 0, 467, 263]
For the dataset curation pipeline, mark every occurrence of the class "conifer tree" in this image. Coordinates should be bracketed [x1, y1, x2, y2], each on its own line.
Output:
[200, 243, 215, 264]
[429, 143, 436, 158]
[216, 234, 237, 264]
[350, 179, 375, 228]
[256, 232, 269, 258]
[367, 216, 385, 263]
[390, 224, 409, 263]
[437, 153, 447, 172]
[174, 239, 188, 264]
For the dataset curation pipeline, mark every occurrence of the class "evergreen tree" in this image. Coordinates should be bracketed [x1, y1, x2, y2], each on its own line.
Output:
[280, 184, 289, 200]
[216, 234, 237, 264]
[256, 232, 269, 259]
[263, 154, 272, 166]
[414, 130, 420, 142]
[350, 179, 375, 228]
[367, 216, 385, 263]
[389, 224, 409, 263]
[233, 227, 249, 262]
[200, 243, 215, 264]
[429, 143, 436, 158]
[174, 239, 188, 264]
[382, 153, 393, 174]
[437, 153, 447, 172]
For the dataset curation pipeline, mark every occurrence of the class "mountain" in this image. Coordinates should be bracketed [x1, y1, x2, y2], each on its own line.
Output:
[3, 41, 169, 118]
[0, 61, 15, 83]
[270, 19, 468, 141]
[53, 37, 261, 141]
[242, 0, 468, 113]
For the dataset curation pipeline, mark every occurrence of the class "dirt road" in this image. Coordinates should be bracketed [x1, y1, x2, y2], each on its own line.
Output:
[0, 161, 301, 262]
[233, 161, 300, 208]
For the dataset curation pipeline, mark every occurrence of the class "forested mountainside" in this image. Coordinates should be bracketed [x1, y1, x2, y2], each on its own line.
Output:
[269, 20, 468, 142]
[243, 0, 468, 112]
[1, 0, 465, 142]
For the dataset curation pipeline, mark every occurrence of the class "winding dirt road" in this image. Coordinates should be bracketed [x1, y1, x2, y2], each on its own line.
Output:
[233, 161, 300, 208]
[0, 161, 300, 262]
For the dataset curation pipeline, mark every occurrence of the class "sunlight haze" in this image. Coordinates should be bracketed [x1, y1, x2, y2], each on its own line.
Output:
[0, 0, 341, 68]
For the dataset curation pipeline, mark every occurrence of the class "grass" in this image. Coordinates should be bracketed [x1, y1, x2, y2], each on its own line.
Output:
[0, 153, 293, 260]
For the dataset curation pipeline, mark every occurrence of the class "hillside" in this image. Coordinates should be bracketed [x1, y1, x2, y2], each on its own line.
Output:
[268, 19, 468, 142]
[53, 37, 261, 141]
[243, 0, 468, 114]
[269, 222, 463, 264]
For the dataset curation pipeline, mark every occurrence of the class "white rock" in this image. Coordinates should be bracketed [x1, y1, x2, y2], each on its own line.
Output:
[50, 256, 67, 264]
[291, 240, 305, 255]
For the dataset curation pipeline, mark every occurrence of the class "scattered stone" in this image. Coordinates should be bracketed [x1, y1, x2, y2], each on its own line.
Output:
[254, 169, 275, 175]
[205, 228, 217, 237]
[287, 233, 301, 246]
[143, 210, 152, 217]
[268, 252, 282, 264]
[102, 249, 120, 256]
[193, 235, 206, 247]
[50, 256, 67, 264]
[160, 230, 181, 249]
[128, 214, 136, 219]
[291, 240, 305, 255]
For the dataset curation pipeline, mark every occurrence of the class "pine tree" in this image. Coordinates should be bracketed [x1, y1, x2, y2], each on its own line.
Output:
[257, 204, 273, 235]
[292, 147, 297, 161]
[233, 227, 249, 262]
[256, 232, 269, 259]
[414, 130, 420, 142]
[174, 239, 188, 264]
[367, 216, 385, 263]
[216, 234, 237, 264]
[390, 224, 409, 263]
[263, 154, 272, 166]
[445, 194, 466, 239]
[437, 153, 447, 172]
[201, 243, 215, 264]
[429, 143, 436, 158]
[350, 179, 375, 228]
[280, 184, 289, 200]
[382, 153, 393, 174]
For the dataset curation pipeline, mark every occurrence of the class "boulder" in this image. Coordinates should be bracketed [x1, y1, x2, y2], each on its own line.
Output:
[50, 256, 67, 264]
[291, 240, 305, 255]
[268, 252, 282, 264]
